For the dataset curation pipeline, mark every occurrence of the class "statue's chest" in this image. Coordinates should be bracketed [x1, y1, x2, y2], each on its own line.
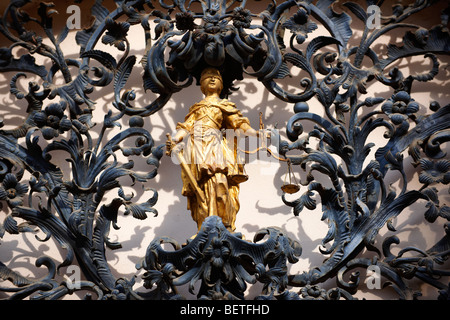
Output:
[194, 106, 223, 125]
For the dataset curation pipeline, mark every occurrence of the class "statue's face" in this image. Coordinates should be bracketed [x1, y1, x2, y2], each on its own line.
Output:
[200, 70, 223, 95]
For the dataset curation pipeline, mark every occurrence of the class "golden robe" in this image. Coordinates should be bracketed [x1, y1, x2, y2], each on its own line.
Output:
[176, 99, 250, 231]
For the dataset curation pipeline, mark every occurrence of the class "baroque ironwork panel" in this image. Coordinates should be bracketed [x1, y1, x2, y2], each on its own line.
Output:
[0, 0, 449, 300]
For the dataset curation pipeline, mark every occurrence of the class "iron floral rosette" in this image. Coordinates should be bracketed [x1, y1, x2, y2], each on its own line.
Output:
[0, 0, 448, 300]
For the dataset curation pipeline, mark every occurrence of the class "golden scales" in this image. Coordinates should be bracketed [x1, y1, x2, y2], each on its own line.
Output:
[238, 113, 300, 194]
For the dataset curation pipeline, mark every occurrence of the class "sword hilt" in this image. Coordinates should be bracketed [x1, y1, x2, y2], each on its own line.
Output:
[166, 133, 175, 156]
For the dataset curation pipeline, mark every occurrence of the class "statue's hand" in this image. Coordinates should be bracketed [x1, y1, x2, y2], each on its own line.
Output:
[172, 141, 184, 154]
[166, 133, 186, 156]
[246, 128, 260, 137]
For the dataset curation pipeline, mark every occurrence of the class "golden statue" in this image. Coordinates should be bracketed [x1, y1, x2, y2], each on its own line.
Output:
[166, 68, 258, 232]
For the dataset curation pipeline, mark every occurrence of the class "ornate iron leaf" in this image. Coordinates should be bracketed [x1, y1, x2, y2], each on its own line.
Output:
[0, 0, 449, 300]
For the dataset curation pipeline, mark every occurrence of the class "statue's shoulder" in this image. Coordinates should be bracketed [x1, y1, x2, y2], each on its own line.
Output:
[218, 99, 239, 113]
[187, 101, 206, 113]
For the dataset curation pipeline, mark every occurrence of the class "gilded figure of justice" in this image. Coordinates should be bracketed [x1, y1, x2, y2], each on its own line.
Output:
[166, 67, 260, 232]
[0, 0, 449, 300]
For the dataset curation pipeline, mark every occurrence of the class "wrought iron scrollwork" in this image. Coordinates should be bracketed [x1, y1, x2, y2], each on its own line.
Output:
[0, 0, 449, 300]
[137, 215, 302, 300]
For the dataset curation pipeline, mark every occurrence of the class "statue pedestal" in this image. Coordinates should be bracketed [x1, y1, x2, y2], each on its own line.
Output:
[138, 216, 302, 300]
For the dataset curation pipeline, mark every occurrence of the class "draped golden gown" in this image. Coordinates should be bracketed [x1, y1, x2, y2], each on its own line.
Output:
[175, 99, 250, 231]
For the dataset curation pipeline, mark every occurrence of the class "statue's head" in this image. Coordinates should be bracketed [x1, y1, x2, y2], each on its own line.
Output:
[200, 67, 224, 96]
